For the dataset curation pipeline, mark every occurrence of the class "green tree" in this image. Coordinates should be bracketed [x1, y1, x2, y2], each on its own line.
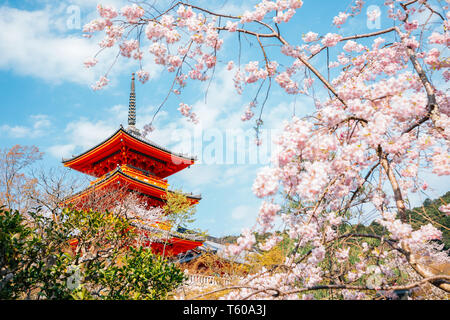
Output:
[162, 190, 197, 230]
[0, 207, 184, 300]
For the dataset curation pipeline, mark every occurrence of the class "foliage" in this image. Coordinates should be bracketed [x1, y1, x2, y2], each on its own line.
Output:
[342, 191, 450, 250]
[181, 251, 247, 278]
[245, 245, 286, 274]
[162, 190, 197, 230]
[81, 247, 184, 300]
[406, 191, 450, 250]
[0, 207, 184, 300]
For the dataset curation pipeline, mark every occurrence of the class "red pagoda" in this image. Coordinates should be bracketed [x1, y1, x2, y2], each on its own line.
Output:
[63, 74, 203, 257]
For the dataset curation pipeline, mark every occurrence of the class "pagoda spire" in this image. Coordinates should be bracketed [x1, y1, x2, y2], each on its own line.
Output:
[127, 73, 139, 134]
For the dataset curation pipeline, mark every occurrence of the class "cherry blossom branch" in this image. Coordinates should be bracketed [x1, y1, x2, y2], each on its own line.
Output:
[379, 150, 407, 222]
[279, 275, 450, 297]
[308, 26, 397, 60]
[401, 241, 450, 292]
[378, 141, 449, 292]
[341, 162, 380, 213]
[395, 5, 442, 134]
[191, 275, 450, 300]
[421, 0, 446, 21]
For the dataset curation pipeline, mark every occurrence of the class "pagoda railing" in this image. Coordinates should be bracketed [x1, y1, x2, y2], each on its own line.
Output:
[137, 223, 205, 242]
[120, 165, 168, 189]
[183, 273, 236, 287]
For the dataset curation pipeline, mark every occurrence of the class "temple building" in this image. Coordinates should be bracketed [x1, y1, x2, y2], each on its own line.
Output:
[63, 74, 203, 257]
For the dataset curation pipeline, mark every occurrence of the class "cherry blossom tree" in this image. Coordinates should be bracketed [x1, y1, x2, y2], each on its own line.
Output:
[83, 0, 449, 299]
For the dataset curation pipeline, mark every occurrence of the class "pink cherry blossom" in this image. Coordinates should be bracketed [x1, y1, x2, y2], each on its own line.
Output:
[259, 233, 283, 251]
[84, 57, 98, 68]
[178, 102, 191, 117]
[119, 40, 139, 58]
[439, 204, 450, 216]
[303, 31, 319, 42]
[136, 70, 149, 84]
[336, 247, 350, 263]
[83, 1, 450, 300]
[252, 167, 279, 198]
[333, 12, 350, 27]
[321, 33, 343, 47]
[83, 19, 107, 33]
[404, 20, 419, 32]
[91, 76, 109, 91]
[226, 21, 238, 32]
[241, 107, 254, 121]
[275, 72, 299, 94]
[343, 40, 365, 52]
[97, 4, 118, 20]
[257, 201, 281, 232]
[121, 4, 145, 23]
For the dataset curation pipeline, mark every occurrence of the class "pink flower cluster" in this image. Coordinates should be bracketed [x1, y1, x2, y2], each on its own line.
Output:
[121, 4, 145, 23]
[177, 103, 199, 124]
[226, 21, 238, 32]
[252, 167, 279, 198]
[333, 12, 350, 27]
[439, 204, 450, 216]
[343, 40, 365, 52]
[257, 201, 281, 232]
[404, 20, 419, 32]
[145, 18, 181, 44]
[241, 106, 255, 122]
[428, 32, 450, 46]
[259, 234, 283, 251]
[83, 19, 109, 33]
[336, 247, 350, 263]
[119, 40, 139, 58]
[136, 70, 149, 84]
[275, 72, 299, 94]
[236, 228, 256, 252]
[243, 61, 268, 83]
[321, 33, 343, 47]
[91, 76, 109, 91]
[239, 0, 303, 24]
[97, 4, 118, 20]
[303, 31, 319, 43]
[83, 57, 98, 68]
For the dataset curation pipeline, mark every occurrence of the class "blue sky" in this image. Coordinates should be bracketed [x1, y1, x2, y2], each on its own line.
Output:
[0, 0, 448, 236]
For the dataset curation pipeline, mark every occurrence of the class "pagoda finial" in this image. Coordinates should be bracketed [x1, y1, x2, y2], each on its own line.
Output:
[128, 73, 136, 127]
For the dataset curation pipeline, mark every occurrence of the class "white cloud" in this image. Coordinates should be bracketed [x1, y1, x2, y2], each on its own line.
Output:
[31, 114, 51, 130]
[0, 3, 162, 87]
[48, 143, 76, 159]
[0, 125, 31, 138]
[65, 118, 116, 148]
[229, 204, 259, 233]
[0, 114, 51, 138]
[0, 6, 99, 84]
[47, 115, 117, 159]
[231, 205, 253, 220]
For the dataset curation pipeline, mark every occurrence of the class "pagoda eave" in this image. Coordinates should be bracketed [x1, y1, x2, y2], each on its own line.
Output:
[62, 127, 195, 179]
[150, 237, 204, 257]
[64, 167, 201, 208]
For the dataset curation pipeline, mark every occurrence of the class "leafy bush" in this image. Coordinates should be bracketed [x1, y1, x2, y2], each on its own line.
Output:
[0, 207, 184, 300]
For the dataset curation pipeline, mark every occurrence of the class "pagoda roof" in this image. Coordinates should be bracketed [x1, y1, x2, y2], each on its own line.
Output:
[65, 165, 201, 205]
[150, 237, 204, 257]
[62, 126, 196, 178]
